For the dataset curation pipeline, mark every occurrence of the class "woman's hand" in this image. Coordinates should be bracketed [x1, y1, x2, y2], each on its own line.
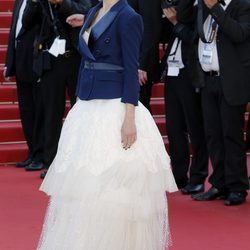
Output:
[163, 7, 177, 25]
[66, 14, 85, 28]
[121, 104, 137, 150]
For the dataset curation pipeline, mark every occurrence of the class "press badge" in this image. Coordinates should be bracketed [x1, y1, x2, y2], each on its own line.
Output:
[167, 60, 180, 77]
[48, 37, 66, 57]
[201, 43, 213, 65]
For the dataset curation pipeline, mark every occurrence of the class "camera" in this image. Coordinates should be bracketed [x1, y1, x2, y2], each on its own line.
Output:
[161, 0, 179, 9]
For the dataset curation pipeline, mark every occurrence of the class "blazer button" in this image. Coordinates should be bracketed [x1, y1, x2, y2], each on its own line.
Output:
[104, 37, 111, 44]
[95, 50, 101, 57]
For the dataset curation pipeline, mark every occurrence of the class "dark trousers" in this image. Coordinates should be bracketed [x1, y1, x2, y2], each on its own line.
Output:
[201, 75, 249, 192]
[165, 69, 208, 188]
[35, 52, 81, 169]
[246, 112, 250, 148]
[140, 79, 153, 112]
[16, 80, 43, 162]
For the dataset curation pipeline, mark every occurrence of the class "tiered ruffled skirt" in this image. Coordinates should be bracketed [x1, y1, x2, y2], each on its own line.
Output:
[37, 99, 177, 250]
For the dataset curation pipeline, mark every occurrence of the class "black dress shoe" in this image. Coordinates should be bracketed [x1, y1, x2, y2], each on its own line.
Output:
[224, 192, 247, 206]
[181, 183, 204, 195]
[25, 162, 44, 171]
[40, 170, 47, 179]
[16, 158, 32, 168]
[192, 187, 226, 201]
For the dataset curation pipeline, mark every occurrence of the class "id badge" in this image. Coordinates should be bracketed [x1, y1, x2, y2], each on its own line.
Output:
[167, 60, 180, 77]
[201, 44, 213, 65]
[48, 37, 66, 57]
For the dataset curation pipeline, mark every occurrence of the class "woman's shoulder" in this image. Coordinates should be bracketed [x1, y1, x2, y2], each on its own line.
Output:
[118, 4, 143, 26]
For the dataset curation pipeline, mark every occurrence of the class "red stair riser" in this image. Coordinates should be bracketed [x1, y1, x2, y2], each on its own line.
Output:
[0, 47, 7, 64]
[0, 30, 9, 46]
[0, 122, 25, 142]
[0, 85, 17, 102]
[0, 14, 12, 29]
[0, 103, 71, 120]
[0, 0, 15, 12]
[0, 143, 27, 163]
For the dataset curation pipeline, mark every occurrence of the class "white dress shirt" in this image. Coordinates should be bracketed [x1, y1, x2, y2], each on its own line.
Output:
[15, 0, 27, 38]
[198, 0, 231, 72]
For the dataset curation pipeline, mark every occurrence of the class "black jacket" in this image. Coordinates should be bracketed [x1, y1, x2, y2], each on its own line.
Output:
[22, 0, 91, 51]
[163, 20, 205, 89]
[177, 0, 250, 106]
[128, 0, 169, 82]
[5, 0, 38, 82]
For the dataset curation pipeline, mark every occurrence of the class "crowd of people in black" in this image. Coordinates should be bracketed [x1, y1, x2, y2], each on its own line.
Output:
[4, 0, 250, 206]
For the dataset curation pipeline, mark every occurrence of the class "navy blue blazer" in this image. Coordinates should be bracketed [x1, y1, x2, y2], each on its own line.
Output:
[76, 0, 143, 106]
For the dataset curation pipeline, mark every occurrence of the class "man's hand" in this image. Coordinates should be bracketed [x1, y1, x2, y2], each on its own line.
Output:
[66, 14, 85, 27]
[138, 69, 148, 86]
[163, 7, 177, 25]
[203, 0, 218, 9]
[3, 67, 10, 81]
[49, 0, 63, 5]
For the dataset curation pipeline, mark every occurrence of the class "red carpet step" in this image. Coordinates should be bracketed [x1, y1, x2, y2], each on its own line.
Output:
[0, 84, 17, 102]
[0, 143, 27, 163]
[0, 29, 9, 46]
[0, 121, 24, 142]
[0, 0, 14, 13]
[0, 47, 7, 64]
[0, 13, 12, 29]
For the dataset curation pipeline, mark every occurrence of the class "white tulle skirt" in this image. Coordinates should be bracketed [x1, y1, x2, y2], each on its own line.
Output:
[37, 98, 177, 250]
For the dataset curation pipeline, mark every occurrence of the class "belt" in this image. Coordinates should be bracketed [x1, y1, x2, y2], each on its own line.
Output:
[204, 71, 220, 77]
[84, 61, 124, 71]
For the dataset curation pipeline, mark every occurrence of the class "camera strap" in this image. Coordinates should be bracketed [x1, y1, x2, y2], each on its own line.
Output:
[47, 1, 60, 37]
[197, 0, 208, 43]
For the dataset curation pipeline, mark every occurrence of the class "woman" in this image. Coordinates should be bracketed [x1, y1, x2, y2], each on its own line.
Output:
[37, 0, 177, 249]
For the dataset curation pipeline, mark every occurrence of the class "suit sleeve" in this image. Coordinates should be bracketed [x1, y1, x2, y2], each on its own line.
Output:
[137, 0, 162, 71]
[120, 14, 144, 106]
[173, 23, 197, 44]
[177, 0, 196, 23]
[5, 0, 20, 76]
[22, 0, 41, 30]
[210, 2, 250, 43]
[58, 0, 91, 15]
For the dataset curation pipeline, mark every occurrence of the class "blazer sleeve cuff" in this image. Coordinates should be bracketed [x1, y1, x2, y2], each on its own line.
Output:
[121, 96, 139, 106]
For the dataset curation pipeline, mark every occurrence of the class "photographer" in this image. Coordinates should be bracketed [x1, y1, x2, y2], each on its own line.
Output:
[178, 0, 250, 205]
[162, 1, 208, 194]
[128, 0, 164, 111]
[4, 0, 44, 170]
[22, 0, 91, 178]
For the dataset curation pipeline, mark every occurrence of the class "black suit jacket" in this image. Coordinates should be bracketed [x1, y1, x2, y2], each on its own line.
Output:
[128, 0, 166, 82]
[162, 21, 205, 89]
[177, 0, 250, 106]
[5, 0, 38, 82]
[22, 0, 91, 52]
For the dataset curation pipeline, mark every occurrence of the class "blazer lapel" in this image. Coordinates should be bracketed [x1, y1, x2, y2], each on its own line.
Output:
[90, 0, 127, 41]
[79, 3, 102, 60]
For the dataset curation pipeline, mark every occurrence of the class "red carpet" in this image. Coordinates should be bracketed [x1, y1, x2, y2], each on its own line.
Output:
[0, 165, 250, 250]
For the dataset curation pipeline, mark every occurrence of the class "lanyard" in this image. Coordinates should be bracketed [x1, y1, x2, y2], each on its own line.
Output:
[47, 1, 60, 37]
[206, 16, 217, 43]
[169, 38, 181, 61]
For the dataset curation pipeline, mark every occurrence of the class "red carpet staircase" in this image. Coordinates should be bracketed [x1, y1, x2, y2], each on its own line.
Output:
[0, 0, 249, 164]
